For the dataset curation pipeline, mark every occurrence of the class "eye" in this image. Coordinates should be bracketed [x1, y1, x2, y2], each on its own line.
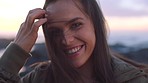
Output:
[70, 22, 82, 30]
[48, 28, 63, 37]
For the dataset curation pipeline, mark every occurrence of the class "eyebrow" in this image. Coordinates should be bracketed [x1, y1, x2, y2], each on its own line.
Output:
[47, 17, 84, 25]
[65, 17, 83, 25]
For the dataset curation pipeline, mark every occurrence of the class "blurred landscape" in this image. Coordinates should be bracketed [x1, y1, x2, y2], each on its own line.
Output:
[0, 0, 148, 76]
[0, 30, 148, 77]
[1, 0, 148, 63]
[0, 32, 148, 64]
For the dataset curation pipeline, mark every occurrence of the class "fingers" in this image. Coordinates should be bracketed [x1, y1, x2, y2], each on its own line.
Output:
[25, 8, 46, 30]
[31, 18, 47, 34]
[14, 8, 47, 53]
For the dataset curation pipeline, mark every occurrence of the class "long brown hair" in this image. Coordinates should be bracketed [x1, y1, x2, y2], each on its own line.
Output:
[42, 0, 115, 83]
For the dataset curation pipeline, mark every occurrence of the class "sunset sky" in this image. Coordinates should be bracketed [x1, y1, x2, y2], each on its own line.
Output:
[0, 0, 148, 42]
[99, 0, 148, 31]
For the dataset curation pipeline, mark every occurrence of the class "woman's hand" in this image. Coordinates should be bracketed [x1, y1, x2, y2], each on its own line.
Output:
[13, 8, 47, 53]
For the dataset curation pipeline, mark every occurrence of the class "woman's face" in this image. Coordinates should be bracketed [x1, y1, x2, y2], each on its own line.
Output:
[45, 0, 96, 68]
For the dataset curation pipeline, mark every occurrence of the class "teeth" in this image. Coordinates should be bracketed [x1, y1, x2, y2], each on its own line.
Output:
[67, 46, 81, 54]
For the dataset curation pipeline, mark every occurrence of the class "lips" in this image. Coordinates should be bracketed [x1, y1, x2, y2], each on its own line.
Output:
[65, 45, 84, 55]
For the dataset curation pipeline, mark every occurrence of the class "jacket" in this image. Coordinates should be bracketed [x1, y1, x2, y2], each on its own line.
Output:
[0, 43, 148, 83]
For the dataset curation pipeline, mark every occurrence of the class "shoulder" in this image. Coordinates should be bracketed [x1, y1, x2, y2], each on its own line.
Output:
[21, 61, 53, 83]
[112, 57, 135, 76]
[31, 60, 52, 76]
[33, 60, 51, 70]
[112, 57, 148, 83]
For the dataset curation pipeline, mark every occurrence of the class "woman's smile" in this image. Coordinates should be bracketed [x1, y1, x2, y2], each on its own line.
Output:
[65, 44, 85, 58]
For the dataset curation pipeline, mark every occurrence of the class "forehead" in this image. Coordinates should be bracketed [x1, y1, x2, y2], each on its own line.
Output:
[45, 0, 85, 22]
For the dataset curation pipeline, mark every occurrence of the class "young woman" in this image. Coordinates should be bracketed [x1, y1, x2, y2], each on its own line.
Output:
[0, 0, 148, 83]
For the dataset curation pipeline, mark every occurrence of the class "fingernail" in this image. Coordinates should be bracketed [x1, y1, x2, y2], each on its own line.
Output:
[45, 14, 48, 18]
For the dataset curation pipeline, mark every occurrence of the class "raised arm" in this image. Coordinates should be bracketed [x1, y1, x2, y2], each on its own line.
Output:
[0, 8, 47, 83]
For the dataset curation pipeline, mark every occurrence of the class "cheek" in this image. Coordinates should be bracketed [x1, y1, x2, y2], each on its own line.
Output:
[87, 31, 96, 52]
[83, 26, 96, 46]
[84, 27, 96, 53]
[78, 27, 96, 50]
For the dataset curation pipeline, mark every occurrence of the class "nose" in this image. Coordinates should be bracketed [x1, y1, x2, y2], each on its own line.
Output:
[62, 34, 75, 45]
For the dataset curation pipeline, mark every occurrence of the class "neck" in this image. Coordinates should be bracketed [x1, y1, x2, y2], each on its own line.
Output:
[78, 57, 94, 82]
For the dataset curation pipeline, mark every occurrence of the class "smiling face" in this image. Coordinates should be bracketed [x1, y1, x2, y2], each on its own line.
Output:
[45, 0, 96, 68]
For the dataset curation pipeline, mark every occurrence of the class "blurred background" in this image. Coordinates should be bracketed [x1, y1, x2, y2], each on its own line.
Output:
[0, 0, 148, 45]
[0, 0, 148, 76]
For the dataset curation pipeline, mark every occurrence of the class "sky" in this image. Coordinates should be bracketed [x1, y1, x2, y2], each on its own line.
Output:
[99, 0, 148, 31]
[0, 0, 148, 45]
[99, 0, 148, 45]
[0, 0, 44, 38]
